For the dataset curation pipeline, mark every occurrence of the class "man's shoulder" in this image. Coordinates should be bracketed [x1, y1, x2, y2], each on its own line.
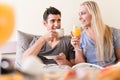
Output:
[61, 35, 71, 40]
[60, 35, 71, 44]
[110, 27, 120, 38]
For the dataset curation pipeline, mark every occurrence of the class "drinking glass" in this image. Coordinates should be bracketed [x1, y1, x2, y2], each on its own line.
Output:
[72, 26, 81, 37]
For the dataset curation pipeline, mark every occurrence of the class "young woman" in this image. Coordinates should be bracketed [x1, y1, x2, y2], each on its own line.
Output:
[71, 1, 120, 67]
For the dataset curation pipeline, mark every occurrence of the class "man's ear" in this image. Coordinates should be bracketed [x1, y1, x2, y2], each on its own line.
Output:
[43, 20, 47, 26]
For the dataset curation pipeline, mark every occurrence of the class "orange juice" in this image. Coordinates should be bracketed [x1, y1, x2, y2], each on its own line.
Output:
[72, 26, 81, 37]
[0, 4, 14, 45]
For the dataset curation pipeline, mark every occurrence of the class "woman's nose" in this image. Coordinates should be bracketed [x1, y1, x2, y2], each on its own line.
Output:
[79, 15, 82, 21]
[78, 13, 82, 20]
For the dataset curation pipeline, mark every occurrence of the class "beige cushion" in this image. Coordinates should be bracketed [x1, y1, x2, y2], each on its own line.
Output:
[15, 31, 40, 68]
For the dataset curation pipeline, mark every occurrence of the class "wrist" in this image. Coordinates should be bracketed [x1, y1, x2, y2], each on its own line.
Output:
[40, 36, 46, 42]
[74, 47, 82, 51]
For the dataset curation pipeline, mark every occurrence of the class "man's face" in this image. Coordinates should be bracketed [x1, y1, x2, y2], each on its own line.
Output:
[44, 14, 61, 30]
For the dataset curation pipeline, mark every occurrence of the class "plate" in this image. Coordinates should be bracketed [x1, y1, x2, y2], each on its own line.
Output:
[43, 55, 57, 59]
[72, 63, 103, 71]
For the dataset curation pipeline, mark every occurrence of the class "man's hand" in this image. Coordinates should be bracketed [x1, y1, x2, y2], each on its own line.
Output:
[54, 53, 67, 65]
[43, 30, 58, 41]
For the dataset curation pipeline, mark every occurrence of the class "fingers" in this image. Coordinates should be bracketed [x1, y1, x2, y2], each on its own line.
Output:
[48, 30, 58, 39]
[54, 53, 67, 65]
[71, 37, 80, 44]
[59, 52, 65, 56]
[71, 36, 80, 48]
[70, 31, 74, 37]
[55, 53, 66, 60]
[44, 30, 57, 40]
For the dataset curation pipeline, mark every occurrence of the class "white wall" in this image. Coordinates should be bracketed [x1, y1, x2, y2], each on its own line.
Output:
[1, 0, 120, 41]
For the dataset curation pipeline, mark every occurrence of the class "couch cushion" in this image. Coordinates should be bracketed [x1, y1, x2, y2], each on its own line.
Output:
[15, 31, 40, 68]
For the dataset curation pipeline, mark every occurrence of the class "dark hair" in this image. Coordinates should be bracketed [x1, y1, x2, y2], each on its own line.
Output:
[43, 7, 61, 21]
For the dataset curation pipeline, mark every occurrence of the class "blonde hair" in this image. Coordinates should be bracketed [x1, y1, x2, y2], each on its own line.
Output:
[81, 1, 113, 64]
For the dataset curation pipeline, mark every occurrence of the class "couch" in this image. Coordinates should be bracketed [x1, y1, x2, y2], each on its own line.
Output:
[15, 31, 40, 69]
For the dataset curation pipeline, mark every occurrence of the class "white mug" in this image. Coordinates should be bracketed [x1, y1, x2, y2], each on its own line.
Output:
[55, 28, 64, 38]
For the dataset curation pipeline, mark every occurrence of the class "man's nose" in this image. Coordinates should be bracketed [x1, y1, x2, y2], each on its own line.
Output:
[51, 22, 60, 29]
[54, 21, 60, 27]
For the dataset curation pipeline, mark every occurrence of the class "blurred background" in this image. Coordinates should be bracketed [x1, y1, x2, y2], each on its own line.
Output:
[0, 0, 120, 42]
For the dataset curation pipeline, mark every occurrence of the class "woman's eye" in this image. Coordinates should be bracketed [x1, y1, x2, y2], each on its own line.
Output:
[79, 12, 86, 16]
[81, 12, 86, 15]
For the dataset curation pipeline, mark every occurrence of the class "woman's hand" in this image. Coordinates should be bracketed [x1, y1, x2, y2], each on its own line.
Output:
[70, 31, 80, 48]
[71, 36, 80, 48]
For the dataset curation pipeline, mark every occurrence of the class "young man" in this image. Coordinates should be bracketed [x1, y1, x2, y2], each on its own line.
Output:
[22, 7, 75, 66]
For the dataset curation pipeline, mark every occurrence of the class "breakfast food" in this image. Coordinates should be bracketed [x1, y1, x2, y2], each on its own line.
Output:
[63, 70, 78, 80]
[96, 65, 120, 80]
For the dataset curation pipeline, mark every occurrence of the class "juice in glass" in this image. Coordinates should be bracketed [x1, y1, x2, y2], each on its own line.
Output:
[72, 26, 81, 37]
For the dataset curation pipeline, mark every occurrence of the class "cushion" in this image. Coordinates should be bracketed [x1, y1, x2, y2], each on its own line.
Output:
[15, 31, 40, 69]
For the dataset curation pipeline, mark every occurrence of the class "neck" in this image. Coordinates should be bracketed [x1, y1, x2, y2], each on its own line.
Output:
[48, 37, 60, 48]
[85, 27, 96, 42]
[49, 37, 59, 43]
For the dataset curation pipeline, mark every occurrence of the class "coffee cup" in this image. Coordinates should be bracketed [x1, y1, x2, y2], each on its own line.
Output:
[55, 28, 64, 38]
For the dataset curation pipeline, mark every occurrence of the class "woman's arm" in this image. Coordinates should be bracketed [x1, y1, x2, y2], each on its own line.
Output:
[74, 48, 85, 64]
[71, 36, 85, 64]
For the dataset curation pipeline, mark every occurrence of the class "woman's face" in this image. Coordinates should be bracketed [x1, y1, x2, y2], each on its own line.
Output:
[79, 5, 92, 28]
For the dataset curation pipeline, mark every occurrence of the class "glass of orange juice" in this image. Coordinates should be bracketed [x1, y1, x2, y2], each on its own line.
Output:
[72, 25, 81, 37]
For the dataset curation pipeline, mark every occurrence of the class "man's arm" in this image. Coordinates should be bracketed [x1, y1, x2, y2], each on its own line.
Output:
[115, 48, 120, 63]
[22, 37, 46, 62]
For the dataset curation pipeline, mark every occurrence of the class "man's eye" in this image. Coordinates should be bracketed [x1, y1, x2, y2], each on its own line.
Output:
[58, 19, 61, 22]
[51, 20, 55, 23]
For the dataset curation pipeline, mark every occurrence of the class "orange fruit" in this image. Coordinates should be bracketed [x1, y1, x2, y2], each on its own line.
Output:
[0, 4, 14, 45]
